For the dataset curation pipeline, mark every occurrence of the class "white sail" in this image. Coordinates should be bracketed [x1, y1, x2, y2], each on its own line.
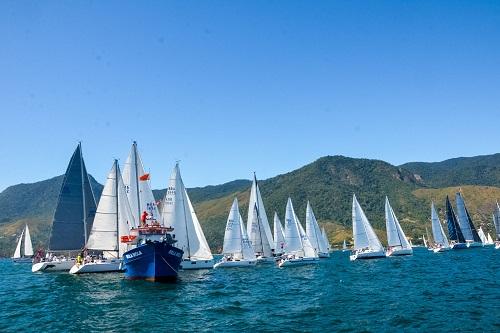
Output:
[122, 142, 159, 227]
[273, 213, 286, 254]
[455, 193, 475, 241]
[24, 225, 33, 256]
[162, 163, 213, 261]
[296, 214, 317, 258]
[240, 213, 255, 260]
[222, 198, 243, 256]
[486, 233, 493, 244]
[385, 197, 411, 249]
[322, 228, 331, 251]
[431, 202, 450, 248]
[13, 229, 24, 258]
[284, 198, 303, 254]
[352, 195, 384, 252]
[247, 175, 274, 254]
[477, 227, 488, 244]
[305, 202, 328, 254]
[86, 161, 135, 257]
[423, 235, 427, 248]
[342, 239, 347, 250]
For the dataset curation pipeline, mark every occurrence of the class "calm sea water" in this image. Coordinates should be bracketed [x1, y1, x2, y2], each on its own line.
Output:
[1, 248, 498, 332]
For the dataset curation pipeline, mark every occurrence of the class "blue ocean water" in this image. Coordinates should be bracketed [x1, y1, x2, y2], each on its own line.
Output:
[1, 248, 498, 332]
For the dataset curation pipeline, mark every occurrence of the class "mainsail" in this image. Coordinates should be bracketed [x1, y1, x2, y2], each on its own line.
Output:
[352, 194, 384, 252]
[247, 174, 274, 254]
[161, 163, 213, 261]
[384, 197, 411, 250]
[284, 198, 303, 254]
[49, 143, 97, 252]
[322, 228, 331, 252]
[477, 227, 488, 244]
[122, 141, 159, 227]
[305, 201, 328, 254]
[273, 213, 286, 254]
[86, 161, 135, 257]
[446, 196, 465, 243]
[455, 193, 481, 243]
[431, 202, 449, 248]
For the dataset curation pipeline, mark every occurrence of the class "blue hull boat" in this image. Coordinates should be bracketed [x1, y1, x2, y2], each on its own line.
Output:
[123, 240, 183, 282]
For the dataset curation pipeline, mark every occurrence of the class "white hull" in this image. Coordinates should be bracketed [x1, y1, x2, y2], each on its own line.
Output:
[69, 259, 122, 274]
[350, 249, 386, 261]
[214, 259, 257, 268]
[318, 252, 330, 258]
[495, 242, 500, 250]
[386, 247, 413, 257]
[32, 260, 74, 272]
[483, 243, 494, 247]
[12, 257, 33, 263]
[466, 241, 484, 248]
[278, 257, 319, 267]
[180, 258, 214, 270]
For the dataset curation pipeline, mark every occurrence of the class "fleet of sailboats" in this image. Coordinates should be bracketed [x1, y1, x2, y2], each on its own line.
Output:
[384, 197, 412, 256]
[161, 163, 214, 269]
[214, 198, 257, 268]
[23, 142, 500, 279]
[12, 225, 33, 263]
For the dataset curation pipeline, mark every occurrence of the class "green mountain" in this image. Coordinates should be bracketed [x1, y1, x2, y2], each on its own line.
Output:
[401, 153, 500, 188]
[1, 153, 499, 257]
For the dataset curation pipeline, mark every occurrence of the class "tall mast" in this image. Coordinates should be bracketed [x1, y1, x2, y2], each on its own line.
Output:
[115, 160, 120, 255]
[180, 163, 192, 258]
[253, 173, 265, 254]
[133, 141, 141, 223]
[80, 142, 88, 244]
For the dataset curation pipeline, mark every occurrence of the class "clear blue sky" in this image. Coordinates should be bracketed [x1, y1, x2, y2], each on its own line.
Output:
[0, 1, 499, 191]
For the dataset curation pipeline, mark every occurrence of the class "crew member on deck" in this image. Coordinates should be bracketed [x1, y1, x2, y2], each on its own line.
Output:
[141, 211, 148, 227]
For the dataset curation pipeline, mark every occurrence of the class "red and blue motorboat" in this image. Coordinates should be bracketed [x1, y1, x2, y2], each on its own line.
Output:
[121, 223, 183, 282]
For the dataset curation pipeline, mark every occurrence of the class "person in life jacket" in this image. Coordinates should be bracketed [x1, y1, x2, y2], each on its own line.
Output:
[141, 211, 148, 227]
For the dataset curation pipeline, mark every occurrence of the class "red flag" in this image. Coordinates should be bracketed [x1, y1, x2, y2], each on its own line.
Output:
[139, 173, 150, 181]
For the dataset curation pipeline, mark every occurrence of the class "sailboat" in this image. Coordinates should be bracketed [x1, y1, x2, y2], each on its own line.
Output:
[350, 195, 385, 261]
[322, 227, 331, 253]
[161, 163, 214, 269]
[455, 192, 483, 248]
[247, 174, 275, 262]
[12, 225, 33, 263]
[273, 213, 286, 256]
[342, 239, 348, 252]
[214, 198, 257, 268]
[305, 202, 329, 258]
[430, 202, 450, 253]
[446, 195, 467, 250]
[384, 197, 412, 256]
[278, 198, 318, 267]
[32, 143, 97, 272]
[70, 160, 136, 274]
[493, 202, 500, 249]
[122, 141, 161, 226]
[486, 233, 494, 246]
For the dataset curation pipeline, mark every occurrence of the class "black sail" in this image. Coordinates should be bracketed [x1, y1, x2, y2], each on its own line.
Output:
[48, 144, 97, 251]
[446, 196, 465, 243]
